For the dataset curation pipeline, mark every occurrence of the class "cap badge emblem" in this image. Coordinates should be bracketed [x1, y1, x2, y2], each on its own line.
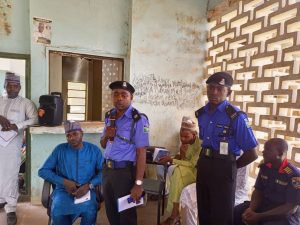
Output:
[123, 82, 127, 87]
[219, 78, 225, 85]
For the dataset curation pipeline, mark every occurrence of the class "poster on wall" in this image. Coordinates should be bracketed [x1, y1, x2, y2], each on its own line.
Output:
[0, 0, 12, 36]
[33, 17, 52, 44]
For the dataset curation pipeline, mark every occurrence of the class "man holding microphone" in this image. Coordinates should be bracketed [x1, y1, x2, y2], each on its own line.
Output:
[100, 81, 150, 225]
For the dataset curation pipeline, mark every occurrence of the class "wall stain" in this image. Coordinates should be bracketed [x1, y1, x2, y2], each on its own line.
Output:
[132, 0, 150, 22]
[176, 12, 206, 54]
[0, 0, 12, 35]
[135, 46, 154, 54]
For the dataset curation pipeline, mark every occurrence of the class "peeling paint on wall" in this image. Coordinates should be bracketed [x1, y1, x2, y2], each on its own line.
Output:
[0, 0, 12, 35]
[176, 12, 206, 54]
[207, 0, 239, 20]
[132, 74, 202, 109]
[130, 0, 206, 148]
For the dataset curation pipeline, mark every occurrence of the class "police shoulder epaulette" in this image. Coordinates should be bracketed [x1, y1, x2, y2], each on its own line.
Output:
[132, 108, 148, 122]
[105, 108, 115, 118]
[195, 106, 205, 118]
[225, 104, 246, 120]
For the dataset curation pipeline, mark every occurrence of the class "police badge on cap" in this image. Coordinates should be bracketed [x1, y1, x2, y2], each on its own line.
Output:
[206, 72, 233, 87]
[109, 81, 135, 94]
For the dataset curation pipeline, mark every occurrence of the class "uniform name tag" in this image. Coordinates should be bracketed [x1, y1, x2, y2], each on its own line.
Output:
[220, 142, 228, 155]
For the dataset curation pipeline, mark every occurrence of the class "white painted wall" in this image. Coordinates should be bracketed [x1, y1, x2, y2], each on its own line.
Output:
[130, 0, 208, 152]
[29, 0, 131, 103]
[0, 0, 30, 54]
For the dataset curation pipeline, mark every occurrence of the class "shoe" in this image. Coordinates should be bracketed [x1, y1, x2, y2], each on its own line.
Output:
[0, 202, 6, 209]
[160, 216, 181, 225]
[7, 212, 17, 225]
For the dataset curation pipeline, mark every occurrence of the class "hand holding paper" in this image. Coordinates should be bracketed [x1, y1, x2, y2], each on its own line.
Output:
[158, 155, 173, 164]
[0, 116, 11, 130]
[74, 190, 91, 204]
[118, 194, 144, 212]
[153, 147, 170, 162]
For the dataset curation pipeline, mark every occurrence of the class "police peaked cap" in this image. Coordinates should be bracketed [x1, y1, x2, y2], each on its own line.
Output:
[109, 81, 135, 94]
[206, 72, 233, 87]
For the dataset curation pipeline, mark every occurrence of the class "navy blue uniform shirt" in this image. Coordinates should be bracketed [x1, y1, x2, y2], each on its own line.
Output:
[255, 159, 300, 224]
[197, 100, 258, 156]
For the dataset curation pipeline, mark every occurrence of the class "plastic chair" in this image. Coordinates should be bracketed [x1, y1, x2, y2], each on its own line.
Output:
[143, 178, 164, 225]
[144, 146, 170, 225]
[41, 180, 103, 225]
[146, 146, 169, 216]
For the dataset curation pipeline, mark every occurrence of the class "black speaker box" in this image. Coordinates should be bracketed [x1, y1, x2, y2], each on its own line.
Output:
[38, 92, 63, 126]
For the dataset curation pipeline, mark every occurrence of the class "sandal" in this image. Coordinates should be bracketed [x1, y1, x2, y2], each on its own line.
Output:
[160, 216, 181, 225]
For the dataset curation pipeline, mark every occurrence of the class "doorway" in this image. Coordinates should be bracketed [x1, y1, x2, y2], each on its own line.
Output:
[0, 52, 31, 200]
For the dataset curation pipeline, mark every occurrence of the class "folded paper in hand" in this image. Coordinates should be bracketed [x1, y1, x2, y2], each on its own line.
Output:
[0, 130, 17, 147]
[153, 147, 170, 162]
[118, 194, 144, 212]
[74, 190, 91, 204]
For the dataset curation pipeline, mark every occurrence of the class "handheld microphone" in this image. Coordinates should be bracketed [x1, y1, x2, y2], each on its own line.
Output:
[109, 117, 116, 127]
[109, 116, 116, 142]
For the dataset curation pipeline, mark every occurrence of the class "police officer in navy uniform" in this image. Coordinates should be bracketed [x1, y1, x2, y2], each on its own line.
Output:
[100, 81, 149, 225]
[195, 72, 258, 225]
[234, 138, 300, 225]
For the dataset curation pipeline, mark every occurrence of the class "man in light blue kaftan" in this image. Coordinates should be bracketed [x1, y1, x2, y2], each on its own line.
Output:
[38, 121, 103, 225]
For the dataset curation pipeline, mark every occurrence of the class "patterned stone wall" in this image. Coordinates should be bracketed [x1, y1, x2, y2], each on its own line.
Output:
[101, 59, 123, 120]
[205, 0, 300, 181]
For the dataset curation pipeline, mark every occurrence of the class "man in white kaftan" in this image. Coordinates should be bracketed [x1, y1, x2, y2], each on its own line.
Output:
[0, 72, 37, 225]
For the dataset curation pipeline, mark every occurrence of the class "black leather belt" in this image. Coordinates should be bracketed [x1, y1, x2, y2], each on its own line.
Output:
[104, 159, 134, 169]
[200, 147, 236, 161]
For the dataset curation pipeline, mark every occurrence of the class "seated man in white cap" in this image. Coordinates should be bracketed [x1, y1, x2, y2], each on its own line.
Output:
[0, 72, 38, 225]
[38, 121, 103, 225]
[159, 116, 202, 225]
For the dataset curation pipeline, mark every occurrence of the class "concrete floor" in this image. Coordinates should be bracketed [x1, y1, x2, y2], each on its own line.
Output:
[0, 197, 168, 225]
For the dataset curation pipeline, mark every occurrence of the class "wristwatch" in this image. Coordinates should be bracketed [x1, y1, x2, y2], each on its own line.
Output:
[135, 179, 143, 186]
[89, 183, 94, 190]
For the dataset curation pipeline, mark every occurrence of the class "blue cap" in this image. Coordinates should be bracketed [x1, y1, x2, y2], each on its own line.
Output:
[109, 81, 135, 94]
